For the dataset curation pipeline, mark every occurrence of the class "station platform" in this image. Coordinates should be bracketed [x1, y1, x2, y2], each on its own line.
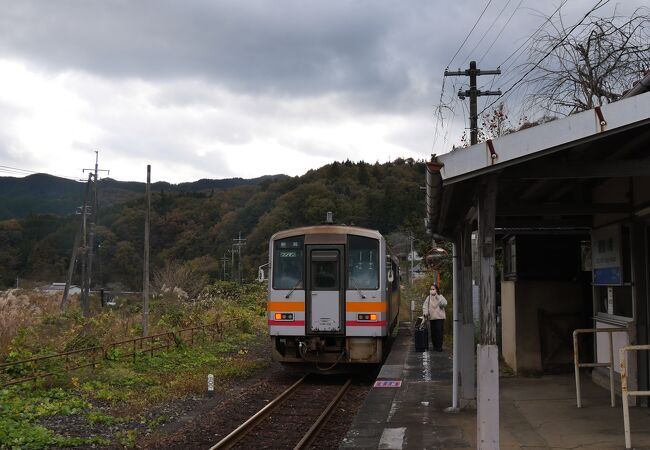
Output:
[341, 323, 471, 449]
[341, 322, 650, 450]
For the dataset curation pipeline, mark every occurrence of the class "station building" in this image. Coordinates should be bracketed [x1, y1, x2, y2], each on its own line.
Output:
[425, 77, 650, 448]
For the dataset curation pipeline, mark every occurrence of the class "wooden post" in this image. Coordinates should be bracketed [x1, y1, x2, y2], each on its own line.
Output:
[143, 165, 151, 337]
[61, 223, 83, 310]
[85, 173, 97, 313]
[460, 221, 476, 403]
[477, 174, 498, 450]
[77, 173, 93, 316]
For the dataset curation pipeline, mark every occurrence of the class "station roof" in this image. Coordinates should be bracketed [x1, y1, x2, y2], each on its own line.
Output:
[426, 90, 650, 237]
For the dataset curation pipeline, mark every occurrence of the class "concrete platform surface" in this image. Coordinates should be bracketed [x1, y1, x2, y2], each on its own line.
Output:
[340, 323, 650, 450]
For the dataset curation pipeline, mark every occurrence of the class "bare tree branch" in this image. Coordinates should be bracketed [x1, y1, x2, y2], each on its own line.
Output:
[523, 6, 650, 115]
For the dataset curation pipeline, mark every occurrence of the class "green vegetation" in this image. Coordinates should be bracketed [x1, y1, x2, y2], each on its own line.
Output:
[0, 282, 269, 448]
[0, 159, 428, 289]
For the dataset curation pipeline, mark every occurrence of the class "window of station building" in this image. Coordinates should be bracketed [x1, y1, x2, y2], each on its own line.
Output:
[347, 235, 379, 290]
[595, 225, 633, 319]
[596, 285, 633, 318]
[273, 236, 304, 290]
[503, 237, 516, 279]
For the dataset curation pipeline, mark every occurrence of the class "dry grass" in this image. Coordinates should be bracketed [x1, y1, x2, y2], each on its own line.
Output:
[0, 289, 62, 354]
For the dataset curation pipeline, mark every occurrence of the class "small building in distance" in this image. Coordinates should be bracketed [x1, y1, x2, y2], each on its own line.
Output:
[43, 282, 81, 295]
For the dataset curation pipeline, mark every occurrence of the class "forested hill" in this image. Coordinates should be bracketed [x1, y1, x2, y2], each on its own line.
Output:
[0, 173, 286, 220]
[0, 159, 427, 289]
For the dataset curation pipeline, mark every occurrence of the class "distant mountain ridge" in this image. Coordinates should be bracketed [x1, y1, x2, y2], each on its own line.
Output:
[0, 159, 428, 289]
[0, 173, 288, 219]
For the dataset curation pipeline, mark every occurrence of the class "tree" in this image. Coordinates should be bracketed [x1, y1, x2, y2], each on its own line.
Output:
[524, 6, 650, 115]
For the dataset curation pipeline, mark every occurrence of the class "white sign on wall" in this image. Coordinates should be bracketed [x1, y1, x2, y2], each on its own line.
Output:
[592, 225, 622, 285]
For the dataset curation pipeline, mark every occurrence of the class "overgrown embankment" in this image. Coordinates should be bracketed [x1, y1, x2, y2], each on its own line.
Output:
[0, 281, 269, 449]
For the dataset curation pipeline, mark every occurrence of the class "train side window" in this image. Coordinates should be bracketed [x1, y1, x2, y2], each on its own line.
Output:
[273, 236, 304, 290]
[348, 235, 379, 290]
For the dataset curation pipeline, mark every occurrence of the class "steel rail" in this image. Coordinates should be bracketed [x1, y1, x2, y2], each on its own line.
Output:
[293, 378, 352, 450]
[210, 375, 308, 450]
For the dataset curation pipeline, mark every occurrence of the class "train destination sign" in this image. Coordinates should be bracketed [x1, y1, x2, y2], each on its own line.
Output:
[374, 380, 402, 388]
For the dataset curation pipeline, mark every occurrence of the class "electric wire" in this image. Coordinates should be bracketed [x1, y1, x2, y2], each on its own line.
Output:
[461, 0, 515, 67]
[0, 163, 82, 181]
[498, 0, 569, 69]
[478, 0, 525, 65]
[446, 0, 495, 69]
[479, 0, 612, 116]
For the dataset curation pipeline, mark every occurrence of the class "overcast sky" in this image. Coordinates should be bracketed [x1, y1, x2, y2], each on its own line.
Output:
[0, 1, 642, 183]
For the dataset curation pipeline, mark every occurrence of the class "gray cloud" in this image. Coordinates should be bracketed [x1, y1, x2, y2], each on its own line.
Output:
[0, 0, 446, 112]
[0, 0, 645, 183]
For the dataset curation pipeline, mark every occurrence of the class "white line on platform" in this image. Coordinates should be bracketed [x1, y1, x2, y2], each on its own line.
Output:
[422, 350, 432, 381]
[378, 427, 406, 450]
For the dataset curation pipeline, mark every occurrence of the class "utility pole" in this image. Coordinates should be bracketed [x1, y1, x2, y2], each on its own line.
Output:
[143, 165, 151, 337]
[62, 175, 89, 310]
[445, 61, 501, 145]
[233, 232, 247, 283]
[82, 151, 109, 308]
[221, 253, 230, 281]
[409, 234, 415, 285]
[76, 174, 93, 316]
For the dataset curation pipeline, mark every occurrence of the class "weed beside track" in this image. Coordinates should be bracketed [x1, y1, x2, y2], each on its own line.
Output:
[0, 281, 270, 449]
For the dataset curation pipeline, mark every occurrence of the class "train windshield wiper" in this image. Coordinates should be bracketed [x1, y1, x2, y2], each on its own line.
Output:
[285, 278, 302, 299]
[349, 279, 366, 299]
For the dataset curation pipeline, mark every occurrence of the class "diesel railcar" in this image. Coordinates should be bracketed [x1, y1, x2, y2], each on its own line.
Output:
[267, 224, 400, 367]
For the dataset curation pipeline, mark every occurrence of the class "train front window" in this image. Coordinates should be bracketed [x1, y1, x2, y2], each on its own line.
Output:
[310, 250, 339, 290]
[273, 237, 304, 290]
[348, 235, 379, 290]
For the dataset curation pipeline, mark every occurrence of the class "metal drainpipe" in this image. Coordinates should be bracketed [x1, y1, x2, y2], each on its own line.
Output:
[445, 240, 460, 413]
[451, 241, 459, 410]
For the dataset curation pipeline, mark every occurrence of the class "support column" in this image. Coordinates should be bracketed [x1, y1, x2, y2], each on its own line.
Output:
[460, 221, 476, 404]
[477, 175, 498, 450]
[632, 221, 648, 406]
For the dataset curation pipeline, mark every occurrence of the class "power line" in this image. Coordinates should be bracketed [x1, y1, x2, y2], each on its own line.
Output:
[478, 0, 525, 65]
[479, 0, 612, 116]
[0, 163, 80, 180]
[498, 0, 569, 69]
[461, 0, 515, 67]
[446, 0, 495, 69]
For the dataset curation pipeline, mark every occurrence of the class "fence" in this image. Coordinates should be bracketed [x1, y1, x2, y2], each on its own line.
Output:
[0, 319, 238, 387]
[620, 344, 650, 449]
[572, 327, 628, 408]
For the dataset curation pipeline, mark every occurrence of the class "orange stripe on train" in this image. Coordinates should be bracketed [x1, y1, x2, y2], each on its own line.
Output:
[345, 301, 387, 312]
[267, 301, 386, 313]
[267, 301, 305, 312]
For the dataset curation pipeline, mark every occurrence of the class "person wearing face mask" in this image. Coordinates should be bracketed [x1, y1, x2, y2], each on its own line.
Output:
[422, 284, 447, 352]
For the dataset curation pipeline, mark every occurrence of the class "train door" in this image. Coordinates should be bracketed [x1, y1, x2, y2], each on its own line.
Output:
[306, 245, 345, 334]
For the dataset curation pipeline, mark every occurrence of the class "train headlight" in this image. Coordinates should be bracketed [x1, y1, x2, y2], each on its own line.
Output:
[357, 313, 378, 321]
[274, 313, 294, 321]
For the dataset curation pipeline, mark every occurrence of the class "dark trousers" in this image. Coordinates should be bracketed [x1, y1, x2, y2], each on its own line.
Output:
[429, 319, 444, 351]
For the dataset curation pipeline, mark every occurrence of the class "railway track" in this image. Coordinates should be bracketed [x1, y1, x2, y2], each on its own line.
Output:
[210, 374, 353, 450]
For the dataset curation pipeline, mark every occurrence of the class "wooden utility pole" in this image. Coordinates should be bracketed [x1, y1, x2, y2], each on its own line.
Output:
[62, 175, 92, 311]
[143, 165, 151, 337]
[221, 253, 229, 281]
[445, 61, 501, 145]
[81, 151, 109, 311]
[233, 232, 246, 283]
